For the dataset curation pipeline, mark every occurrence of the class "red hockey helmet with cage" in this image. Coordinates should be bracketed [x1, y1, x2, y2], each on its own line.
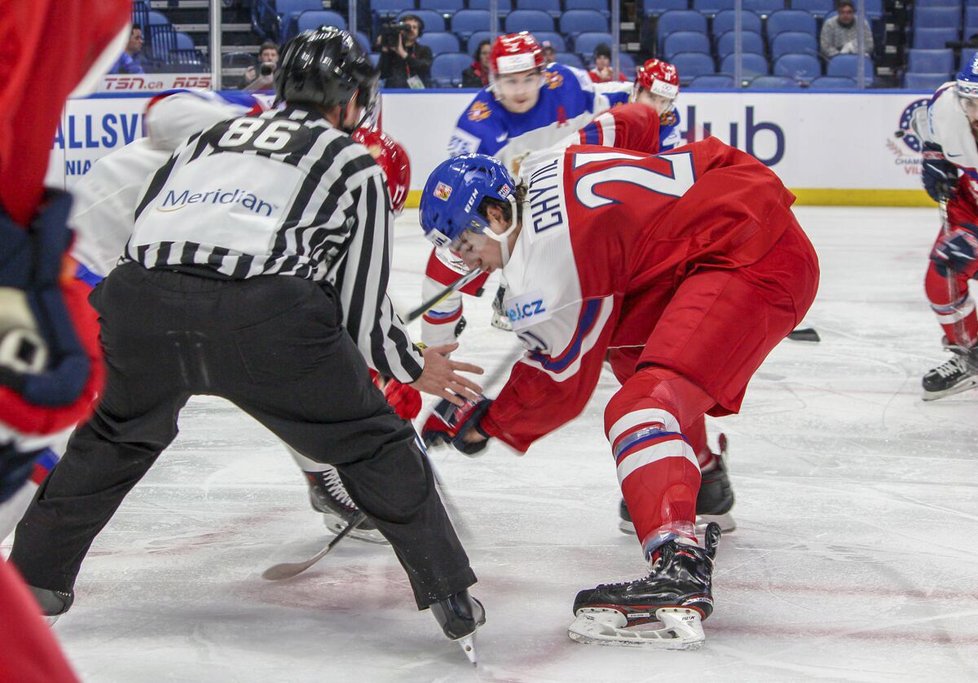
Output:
[635, 58, 680, 100]
[352, 128, 411, 214]
[489, 32, 545, 76]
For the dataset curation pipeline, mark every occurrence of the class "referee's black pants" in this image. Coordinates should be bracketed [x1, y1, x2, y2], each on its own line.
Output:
[10, 262, 476, 608]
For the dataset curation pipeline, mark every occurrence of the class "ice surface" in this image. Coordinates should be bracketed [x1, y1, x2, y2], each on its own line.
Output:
[4, 207, 978, 682]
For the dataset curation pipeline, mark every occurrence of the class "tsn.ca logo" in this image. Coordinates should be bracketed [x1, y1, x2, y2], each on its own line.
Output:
[101, 75, 212, 91]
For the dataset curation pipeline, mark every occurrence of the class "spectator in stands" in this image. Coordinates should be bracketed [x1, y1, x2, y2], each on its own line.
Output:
[588, 43, 628, 83]
[378, 14, 432, 88]
[109, 27, 145, 75]
[541, 40, 556, 65]
[820, 0, 873, 59]
[462, 40, 491, 88]
[243, 41, 280, 91]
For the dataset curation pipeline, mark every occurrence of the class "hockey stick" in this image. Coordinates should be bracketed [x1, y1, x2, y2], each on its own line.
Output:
[786, 327, 820, 342]
[405, 269, 483, 322]
[261, 512, 367, 581]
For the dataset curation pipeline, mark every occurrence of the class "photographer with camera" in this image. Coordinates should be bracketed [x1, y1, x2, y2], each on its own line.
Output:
[242, 40, 279, 91]
[377, 14, 431, 89]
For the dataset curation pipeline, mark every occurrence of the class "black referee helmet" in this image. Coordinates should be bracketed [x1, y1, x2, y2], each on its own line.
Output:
[274, 26, 379, 125]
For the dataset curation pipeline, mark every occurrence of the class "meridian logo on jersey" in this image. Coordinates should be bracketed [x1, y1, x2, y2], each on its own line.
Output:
[158, 188, 275, 216]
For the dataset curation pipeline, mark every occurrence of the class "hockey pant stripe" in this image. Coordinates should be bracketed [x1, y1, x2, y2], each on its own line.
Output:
[931, 293, 976, 324]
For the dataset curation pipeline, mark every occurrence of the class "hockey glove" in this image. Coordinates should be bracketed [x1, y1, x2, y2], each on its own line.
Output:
[932, 223, 978, 276]
[421, 397, 493, 456]
[921, 142, 958, 203]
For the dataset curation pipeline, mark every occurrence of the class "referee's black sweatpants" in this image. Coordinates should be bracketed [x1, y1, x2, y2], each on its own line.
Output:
[9, 262, 476, 608]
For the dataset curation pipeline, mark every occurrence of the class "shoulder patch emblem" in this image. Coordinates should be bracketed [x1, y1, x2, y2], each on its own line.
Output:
[545, 70, 564, 89]
[467, 101, 492, 122]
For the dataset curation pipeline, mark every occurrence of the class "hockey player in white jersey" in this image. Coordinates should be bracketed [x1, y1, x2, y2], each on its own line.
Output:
[919, 55, 978, 399]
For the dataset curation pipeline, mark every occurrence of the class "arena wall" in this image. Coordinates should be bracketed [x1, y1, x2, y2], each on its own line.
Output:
[47, 90, 937, 207]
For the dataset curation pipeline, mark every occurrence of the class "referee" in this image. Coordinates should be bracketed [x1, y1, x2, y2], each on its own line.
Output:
[10, 27, 486, 651]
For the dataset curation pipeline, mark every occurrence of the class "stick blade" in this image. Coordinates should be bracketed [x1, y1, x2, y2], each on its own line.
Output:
[261, 560, 312, 581]
[787, 327, 820, 343]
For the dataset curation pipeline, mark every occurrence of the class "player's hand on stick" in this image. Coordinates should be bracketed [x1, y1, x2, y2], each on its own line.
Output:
[932, 223, 978, 276]
[922, 142, 959, 202]
[411, 343, 483, 405]
[421, 397, 493, 455]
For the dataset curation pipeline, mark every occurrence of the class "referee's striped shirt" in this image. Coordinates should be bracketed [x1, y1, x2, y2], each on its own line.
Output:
[128, 104, 423, 383]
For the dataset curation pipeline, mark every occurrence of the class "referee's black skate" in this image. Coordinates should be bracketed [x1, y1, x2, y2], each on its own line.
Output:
[922, 344, 978, 401]
[305, 468, 387, 544]
[28, 585, 74, 625]
[430, 589, 485, 665]
[569, 523, 721, 649]
[618, 434, 736, 535]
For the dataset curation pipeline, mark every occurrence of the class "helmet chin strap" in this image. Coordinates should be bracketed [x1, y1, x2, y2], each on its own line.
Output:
[483, 195, 523, 266]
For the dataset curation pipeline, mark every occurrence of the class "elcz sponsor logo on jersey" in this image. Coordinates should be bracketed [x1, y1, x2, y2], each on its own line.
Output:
[158, 188, 275, 216]
[505, 291, 551, 329]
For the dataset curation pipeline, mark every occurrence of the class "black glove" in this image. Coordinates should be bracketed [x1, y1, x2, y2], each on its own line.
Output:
[421, 397, 493, 456]
[921, 142, 958, 203]
[932, 222, 978, 276]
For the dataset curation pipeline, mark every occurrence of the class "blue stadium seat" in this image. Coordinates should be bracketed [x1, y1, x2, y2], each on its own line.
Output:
[357, 31, 372, 53]
[451, 9, 494, 41]
[742, 0, 784, 17]
[904, 72, 955, 89]
[169, 31, 204, 68]
[555, 51, 585, 68]
[431, 52, 471, 86]
[574, 31, 613, 56]
[693, 0, 736, 14]
[965, 6, 978, 34]
[715, 30, 765, 59]
[466, 30, 493, 52]
[398, 9, 446, 32]
[907, 48, 954, 73]
[535, 31, 567, 51]
[419, 0, 465, 13]
[467, 0, 511, 13]
[688, 73, 736, 88]
[915, 0, 962, 7]
[420, 31, 461, 54]
[566, 0, 610, 18]
[671, 52, 717, 82]
[770, 31, 818, 59]
[618, 52, 637, 75]
[664, 31, 712, 59]
[147, 23, 177, 62]
[657, 10, 708, 50]
[809, 75, 856, 88]
[560, 10, 608, 36]
[369, 52, 381, 68]
[174, 31, 195, 50]
[275, 0, 322, 40]
[504, 9, 554, 32]
[913, 6, 962, 29]
[372, 0, 417, 23]
[516, 0, 561, 17]
[288, 10, 346, 43]
[773, 52, 820, 78]
[913, 27, 959, 49]
[719, 51, 769, 77]
[749, 74, 801, 88]
[712, 10, 762, 36]
[825, 54, 874, 82]
[643, 0, 691, 18]
[765, 9, 816, 39]
[788, 0, 833, 18]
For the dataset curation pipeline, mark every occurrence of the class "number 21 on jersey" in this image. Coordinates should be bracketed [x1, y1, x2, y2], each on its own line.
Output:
[572, 151, 695, 209]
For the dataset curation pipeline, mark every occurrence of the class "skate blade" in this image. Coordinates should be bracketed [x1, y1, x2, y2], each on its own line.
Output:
[456, 632, 478, 666]
[568, 608, 705, 650]
[921, 376, 978, 401]
[323, 517, 388, 544]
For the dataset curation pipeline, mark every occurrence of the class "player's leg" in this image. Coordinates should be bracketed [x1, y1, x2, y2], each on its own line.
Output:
[8, 264, 194, 615]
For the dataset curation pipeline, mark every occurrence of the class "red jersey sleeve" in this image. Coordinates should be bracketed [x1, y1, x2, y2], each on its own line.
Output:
[574, 103, 662, 155]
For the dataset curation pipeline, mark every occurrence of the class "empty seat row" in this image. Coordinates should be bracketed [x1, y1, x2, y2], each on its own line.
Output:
[670, 51, 873, 84]
[645, 0, 882, 19]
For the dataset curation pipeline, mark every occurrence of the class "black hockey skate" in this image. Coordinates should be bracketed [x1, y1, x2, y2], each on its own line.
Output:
[922, 344, 978, 401]
[28, 585, 74, 625]
[569, 523, 721, 649]
[618, 435, 736, 535]
[490, 285, 512, 331]
[430, 589, 486, 665]
[305, 468, 387, 544]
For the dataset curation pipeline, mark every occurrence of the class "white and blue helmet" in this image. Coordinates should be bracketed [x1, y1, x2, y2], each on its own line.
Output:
[956, 53, 978, 98]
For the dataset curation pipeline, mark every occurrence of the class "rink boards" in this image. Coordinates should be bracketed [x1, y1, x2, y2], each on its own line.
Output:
[47, 89, 937, 206]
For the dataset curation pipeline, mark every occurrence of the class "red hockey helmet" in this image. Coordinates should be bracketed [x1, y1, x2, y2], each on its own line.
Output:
[353, 128, 411, 214]
[634, 58, 680, 101]
[489, 32, 545, 77]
